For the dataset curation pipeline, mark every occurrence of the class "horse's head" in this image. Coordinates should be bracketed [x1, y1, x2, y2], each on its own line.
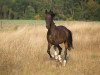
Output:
[45, 10, 55, 29]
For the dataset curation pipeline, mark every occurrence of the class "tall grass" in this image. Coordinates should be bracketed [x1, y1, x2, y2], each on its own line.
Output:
[0, 21, 100, 75]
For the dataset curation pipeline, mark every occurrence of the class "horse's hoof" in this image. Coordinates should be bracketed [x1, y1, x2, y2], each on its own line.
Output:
[50, 57, 54, 60]
[52, 55, 55, 58]
[63, 60, 66, 66]
[59, 60, 62, 63]
[55, 55, 58, 60]
[58, 55, 61, 60]
[52, 54, 59, 60]
[58, 55, 62, 63]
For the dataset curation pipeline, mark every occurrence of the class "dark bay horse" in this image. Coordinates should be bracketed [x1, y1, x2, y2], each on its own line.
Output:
[45, 10, 73, 66]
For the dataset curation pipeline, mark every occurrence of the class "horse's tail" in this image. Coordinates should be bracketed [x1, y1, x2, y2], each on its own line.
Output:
[68, 30, 74, 50]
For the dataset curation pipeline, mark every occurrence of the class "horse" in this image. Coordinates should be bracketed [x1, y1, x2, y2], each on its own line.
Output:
[45, 10, 73, 66]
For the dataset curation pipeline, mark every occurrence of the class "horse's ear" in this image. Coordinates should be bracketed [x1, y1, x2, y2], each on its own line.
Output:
[49, 10, 52, 13]
[51, 12, 56, 17]
[49, 9, 53, 14]
[49, 10, 55, 17]
[52, 13, 56, 17]
[45, 10, 48, 14]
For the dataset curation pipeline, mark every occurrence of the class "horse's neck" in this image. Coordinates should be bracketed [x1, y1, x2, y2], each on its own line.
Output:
[48, 21, 56, 35]
[50, 21, 56, 30]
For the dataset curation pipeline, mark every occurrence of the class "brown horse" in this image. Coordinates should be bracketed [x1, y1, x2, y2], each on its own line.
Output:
[45, 10, 73, 66]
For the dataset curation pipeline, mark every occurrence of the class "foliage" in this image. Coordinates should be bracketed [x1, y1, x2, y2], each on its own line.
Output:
[0, 0, 100, 20]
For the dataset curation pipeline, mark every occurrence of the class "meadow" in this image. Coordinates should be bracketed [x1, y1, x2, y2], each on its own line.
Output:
[0, 20, 100, 75]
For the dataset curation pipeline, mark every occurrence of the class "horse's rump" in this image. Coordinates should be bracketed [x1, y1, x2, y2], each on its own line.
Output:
[57, 26, 73, 50]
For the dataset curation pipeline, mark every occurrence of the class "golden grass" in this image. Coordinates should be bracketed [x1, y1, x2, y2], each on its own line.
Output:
[0, 21, 100, 75]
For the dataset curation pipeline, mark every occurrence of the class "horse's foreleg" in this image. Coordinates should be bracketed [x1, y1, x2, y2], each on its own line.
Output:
[47, 43, 52, 58]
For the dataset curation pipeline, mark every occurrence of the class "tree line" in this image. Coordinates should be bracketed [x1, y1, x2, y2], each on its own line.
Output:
[0, 0, 100, 21]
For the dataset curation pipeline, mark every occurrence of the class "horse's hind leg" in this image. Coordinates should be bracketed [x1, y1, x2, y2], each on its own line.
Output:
[52, 45, 58, 59]
[63, 42, 68, 66]
[53, 45, 62, 61]
[47, 43, 52, 58]
[57, 45, 62, 62]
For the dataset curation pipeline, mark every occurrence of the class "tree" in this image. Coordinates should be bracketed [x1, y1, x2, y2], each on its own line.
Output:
[0, 0, 100, 20]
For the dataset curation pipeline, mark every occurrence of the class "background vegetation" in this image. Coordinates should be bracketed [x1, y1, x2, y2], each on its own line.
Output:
[0, 0, 100, 20]
[0, 21, 100, 75]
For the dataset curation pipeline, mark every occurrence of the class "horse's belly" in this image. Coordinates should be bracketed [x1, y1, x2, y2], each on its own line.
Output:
[47, 35, 65, 45]
[47, 29, 67, 45]
[49, 40, 63, 45]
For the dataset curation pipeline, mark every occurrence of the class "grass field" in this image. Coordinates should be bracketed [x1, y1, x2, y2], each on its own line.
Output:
[0, 20, 100, 75]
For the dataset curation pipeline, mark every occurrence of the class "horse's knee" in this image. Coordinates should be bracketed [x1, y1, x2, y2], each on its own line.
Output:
[47, 50, 50, 54]
[47, 50, 52, 58]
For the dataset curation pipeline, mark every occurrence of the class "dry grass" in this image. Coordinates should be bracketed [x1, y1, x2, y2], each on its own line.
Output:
[0, 21, 100, 75]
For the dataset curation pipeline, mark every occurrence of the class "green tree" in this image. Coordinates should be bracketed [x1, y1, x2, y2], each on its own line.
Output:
[24, 5, 35, 19]
[0, 0, 100, 20]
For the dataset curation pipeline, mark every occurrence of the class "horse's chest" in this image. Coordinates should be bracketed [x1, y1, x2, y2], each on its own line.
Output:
[47, 31, 56, 43]
[47, 34, 55, 42]
[47, 31, 65, 45]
